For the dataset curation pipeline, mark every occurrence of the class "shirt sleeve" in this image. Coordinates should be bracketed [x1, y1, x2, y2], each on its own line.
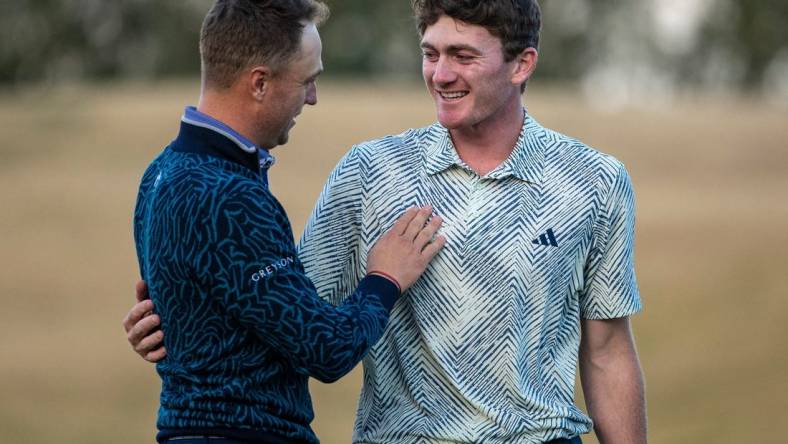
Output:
[580, 161, 642, 319]
[197, 176, 397, 383]
[298, 146, 367, 306]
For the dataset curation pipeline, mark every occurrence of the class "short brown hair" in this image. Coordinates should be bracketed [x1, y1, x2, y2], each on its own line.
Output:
[413, 0, 541, 62]
[200, 0, 329, 89]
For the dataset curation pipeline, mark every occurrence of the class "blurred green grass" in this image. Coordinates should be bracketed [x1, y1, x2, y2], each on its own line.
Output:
[1, 81, 786, 443]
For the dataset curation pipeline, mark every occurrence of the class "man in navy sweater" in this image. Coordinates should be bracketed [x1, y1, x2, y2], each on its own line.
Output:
[129, 1, 445, 443]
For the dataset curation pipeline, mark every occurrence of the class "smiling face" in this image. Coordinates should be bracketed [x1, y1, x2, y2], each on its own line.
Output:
[421, 15, 535, 132]
[257, 21, 323, 149]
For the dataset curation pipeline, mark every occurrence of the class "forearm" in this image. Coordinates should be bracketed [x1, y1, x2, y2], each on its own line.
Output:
[212, 182, 394, 382]
[580, 319, 647, 444]
[293, 274, 399, 382]
[235, 271, 398, 383]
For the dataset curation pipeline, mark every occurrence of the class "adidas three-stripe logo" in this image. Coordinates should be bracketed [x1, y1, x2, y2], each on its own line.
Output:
[532, 228, 558, 247]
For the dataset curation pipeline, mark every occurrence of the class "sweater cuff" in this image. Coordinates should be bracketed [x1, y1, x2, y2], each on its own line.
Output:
[358, 274, 400, 312]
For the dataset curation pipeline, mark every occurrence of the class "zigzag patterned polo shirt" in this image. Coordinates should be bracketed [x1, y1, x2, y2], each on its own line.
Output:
[298, 113, 642, 443]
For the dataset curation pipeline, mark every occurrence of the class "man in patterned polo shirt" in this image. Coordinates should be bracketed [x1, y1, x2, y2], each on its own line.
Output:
[127, 0, 646, 443]
[297, 2, 646, 443]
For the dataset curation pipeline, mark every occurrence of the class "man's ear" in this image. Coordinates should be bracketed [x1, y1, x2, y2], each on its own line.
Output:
[511, 47, 538, 86]
[249, 65, 273, 101]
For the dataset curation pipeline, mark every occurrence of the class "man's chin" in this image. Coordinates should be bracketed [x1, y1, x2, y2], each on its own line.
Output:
[437, 116, 466, 130]
[435, 108, 468, 130]
[273, 131, 290, 148]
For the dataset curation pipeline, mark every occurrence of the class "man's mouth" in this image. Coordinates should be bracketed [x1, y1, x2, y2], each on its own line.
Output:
[438, 90, 469, 101]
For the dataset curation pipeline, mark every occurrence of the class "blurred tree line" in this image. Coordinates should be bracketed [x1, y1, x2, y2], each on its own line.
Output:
[1, 0, 786, 94]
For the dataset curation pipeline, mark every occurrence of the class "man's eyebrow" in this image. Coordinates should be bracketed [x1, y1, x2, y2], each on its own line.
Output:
[420, 42, 483, 55]
[420, 42, 436, 50]
[307, 68, 323, 81]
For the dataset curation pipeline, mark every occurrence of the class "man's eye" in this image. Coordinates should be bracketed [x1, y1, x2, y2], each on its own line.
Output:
[456, 54, 472, 62]
[423, 52, 438, 61]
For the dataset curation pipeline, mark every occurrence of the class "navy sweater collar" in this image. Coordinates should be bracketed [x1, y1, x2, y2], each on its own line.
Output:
[171, 107, 275, 181]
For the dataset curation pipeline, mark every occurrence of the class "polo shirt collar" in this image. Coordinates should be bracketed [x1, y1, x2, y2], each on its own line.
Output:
[423, 111, 546, 184]
[423, 124, 461, 175]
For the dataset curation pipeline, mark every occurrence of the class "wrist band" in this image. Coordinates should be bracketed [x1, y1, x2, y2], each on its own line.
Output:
[367, 270, 402, 295]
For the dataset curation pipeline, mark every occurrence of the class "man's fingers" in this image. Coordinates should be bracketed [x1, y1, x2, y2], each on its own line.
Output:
[135, 280, 149, 303]
[127, 313, 161, 346]
[414, 215, 443, 250]
[122, 299, 154, 333]
[134, 330, 164, 355]
[421, 235, 446, 261]
[144, 347, 167, 363]
[403, 205, 432, 240]
[390, 207, 420, 236]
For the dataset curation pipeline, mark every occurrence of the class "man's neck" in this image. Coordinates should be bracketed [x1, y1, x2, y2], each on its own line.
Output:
[197, 90, 258, 146]
[449, 101, 524, 177]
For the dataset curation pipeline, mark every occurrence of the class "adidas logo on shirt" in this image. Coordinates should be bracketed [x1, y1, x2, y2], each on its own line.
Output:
[532, 228, 558, 247]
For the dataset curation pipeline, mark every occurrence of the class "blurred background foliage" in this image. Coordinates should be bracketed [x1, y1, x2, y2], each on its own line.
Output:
[1, 0, 787, 101]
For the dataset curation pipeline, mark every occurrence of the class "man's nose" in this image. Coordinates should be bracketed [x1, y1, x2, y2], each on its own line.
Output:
[305, 83, 318, 106]
[432, 57, 457, 85]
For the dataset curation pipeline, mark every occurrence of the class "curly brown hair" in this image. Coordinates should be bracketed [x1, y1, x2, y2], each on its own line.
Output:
[200, 0, 329, 89]
[412, 0, 541, 62]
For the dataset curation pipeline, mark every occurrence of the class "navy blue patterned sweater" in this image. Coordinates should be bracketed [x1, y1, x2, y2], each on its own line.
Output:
[133, 116, 398, 444]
